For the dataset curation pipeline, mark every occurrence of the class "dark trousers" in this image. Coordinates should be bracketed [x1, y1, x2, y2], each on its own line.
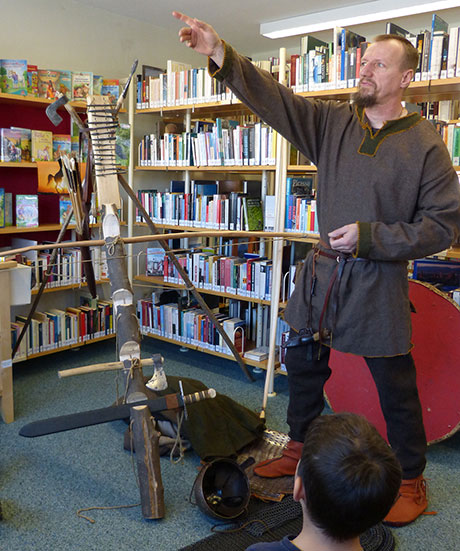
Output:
[285, 339, 427, 479]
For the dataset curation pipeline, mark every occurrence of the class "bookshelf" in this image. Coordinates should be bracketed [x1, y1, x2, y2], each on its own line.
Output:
[0, 93, 117, 370]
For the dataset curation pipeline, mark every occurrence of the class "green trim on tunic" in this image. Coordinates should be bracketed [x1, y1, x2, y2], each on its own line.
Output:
[355, 105, 422, 156]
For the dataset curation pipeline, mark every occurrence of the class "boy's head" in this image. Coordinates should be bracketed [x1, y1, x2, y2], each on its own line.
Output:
[296, 413, 402, 542]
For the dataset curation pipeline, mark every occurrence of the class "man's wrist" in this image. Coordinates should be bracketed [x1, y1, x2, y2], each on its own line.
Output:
[210, 40, 225, 68]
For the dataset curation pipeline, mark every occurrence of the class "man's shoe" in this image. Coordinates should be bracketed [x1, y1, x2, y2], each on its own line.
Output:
[384, 474, 428, 526]
[253, 439, 303, 478]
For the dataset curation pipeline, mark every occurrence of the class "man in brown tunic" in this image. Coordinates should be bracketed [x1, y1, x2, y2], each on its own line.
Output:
[173, 11, 460, 526]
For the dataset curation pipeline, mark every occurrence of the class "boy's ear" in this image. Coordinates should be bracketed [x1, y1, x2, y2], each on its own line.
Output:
[293, 475, 306, 503]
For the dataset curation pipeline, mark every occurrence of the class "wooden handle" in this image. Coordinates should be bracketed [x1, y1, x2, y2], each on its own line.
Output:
[58, 357, 155, 378]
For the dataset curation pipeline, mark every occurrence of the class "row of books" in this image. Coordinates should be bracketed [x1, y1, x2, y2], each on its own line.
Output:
[138, 120, 277, 168]
[0, 59, 120, 101]
[1, 127, 71, 163]
[136, 60, 235, 109]
[146, 248, 274, 301]
[137, 294, 287, 360]
[19, 246, 108, 291]
[11, 297, 114, 359]
[135, 15, 460, 111]
[137, 189, 264, 231]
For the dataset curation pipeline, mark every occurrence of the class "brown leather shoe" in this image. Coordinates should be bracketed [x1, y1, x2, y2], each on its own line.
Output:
[384, 474, 428, 526]
[253, 440, 303, 478]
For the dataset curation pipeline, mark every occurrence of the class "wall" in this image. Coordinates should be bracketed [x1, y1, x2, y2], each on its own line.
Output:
[0, 0, 199, 79]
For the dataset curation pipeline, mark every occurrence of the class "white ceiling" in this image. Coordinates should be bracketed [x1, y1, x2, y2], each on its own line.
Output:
[72, 0, 460, 56]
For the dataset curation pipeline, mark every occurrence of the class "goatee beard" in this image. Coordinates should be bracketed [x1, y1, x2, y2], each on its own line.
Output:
[353, 89, 377, 108]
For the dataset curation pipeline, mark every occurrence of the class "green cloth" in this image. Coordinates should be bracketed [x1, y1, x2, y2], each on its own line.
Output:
[148, 376, 265, 461]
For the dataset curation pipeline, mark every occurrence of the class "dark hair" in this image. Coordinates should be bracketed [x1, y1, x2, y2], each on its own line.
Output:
[298, 413, 402, 542]
[374, 34, 419, 73]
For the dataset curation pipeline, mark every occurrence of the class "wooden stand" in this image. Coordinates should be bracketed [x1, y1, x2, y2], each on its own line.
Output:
[0, 261, 17, 423]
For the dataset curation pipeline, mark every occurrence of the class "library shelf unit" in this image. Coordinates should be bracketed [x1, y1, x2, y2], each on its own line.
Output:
[0, 92, 117, 387]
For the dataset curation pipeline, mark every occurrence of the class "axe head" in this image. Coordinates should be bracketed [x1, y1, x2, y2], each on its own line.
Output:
[45, 94, 70, 126]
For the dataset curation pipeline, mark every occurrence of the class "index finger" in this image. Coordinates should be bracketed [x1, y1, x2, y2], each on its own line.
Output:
[172, 11, 194, 26]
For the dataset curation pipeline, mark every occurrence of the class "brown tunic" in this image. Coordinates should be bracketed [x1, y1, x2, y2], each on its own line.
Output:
[210, 42, 460, 356]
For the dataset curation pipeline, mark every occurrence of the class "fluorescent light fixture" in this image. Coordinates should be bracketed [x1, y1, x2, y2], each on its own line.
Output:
[260, 0, 460, 38]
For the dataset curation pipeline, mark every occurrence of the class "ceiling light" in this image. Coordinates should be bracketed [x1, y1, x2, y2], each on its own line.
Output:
[260, 0, 460, 39]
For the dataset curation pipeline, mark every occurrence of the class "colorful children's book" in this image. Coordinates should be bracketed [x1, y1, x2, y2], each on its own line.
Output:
[93, 75, 103, 95]
[101, 79, 120, 103]
[16, 194, 39, 227]
[0, 59, 27, 95]
[57, 70, 72, 97]
[10, 127, 32, 162]
[59, 195, 75, 225]
[0, 128, 22, 162]
[31, 130, 53, 162]
[27, 64, 39, 96]
[53, 134, 71, 160]
[37, 161, 68, 194]
[116, 123, 130, 168]
[71, 71, 93, 100]
[37, 69, 60, 99]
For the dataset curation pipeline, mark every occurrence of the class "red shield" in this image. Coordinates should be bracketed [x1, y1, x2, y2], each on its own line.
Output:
[326, 280, 460, 444]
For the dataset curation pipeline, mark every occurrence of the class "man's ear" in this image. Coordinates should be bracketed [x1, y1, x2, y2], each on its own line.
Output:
[401, 69, 413, 89]
[293, 475, 306, 503]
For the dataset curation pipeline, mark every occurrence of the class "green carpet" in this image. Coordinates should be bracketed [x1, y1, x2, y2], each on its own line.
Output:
[1, 338, 459, 550]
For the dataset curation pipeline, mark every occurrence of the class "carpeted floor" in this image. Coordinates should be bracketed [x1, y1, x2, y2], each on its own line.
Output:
[1, 337, 459, 550]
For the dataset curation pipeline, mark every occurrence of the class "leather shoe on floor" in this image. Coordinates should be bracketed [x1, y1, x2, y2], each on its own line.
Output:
[384, 474, 428, 526]
[253, 439, 303, 478]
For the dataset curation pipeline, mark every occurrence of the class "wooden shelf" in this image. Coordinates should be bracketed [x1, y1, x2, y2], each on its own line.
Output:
[0, 223, 103, 235]
[31, 279, 109, 295]
[134, 275, 272, 305]
[13, 333, 115, 363]
[0, 161, 37, 168]
[136, 77, 460, 116]
[135, 164, 276, 172]
[142, 330, 285, 373]
[0, 91, 87, 111]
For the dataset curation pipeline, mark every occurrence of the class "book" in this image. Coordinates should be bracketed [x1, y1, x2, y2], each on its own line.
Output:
[101, 78, 120, 103]
[37, 69, 60, 99]
[243, 345, 269, 361]
[53, 134, 71, 160]
[243, 197, 263, 231]
[93, 74, 103, 95]
[57, 70, 72, 97]
[146, 247, 166, 276]
[0, 128, 22, 162]
[412, 258, 460, 291]
[385, 22, 416, 44]
[10, 127, 32, 162]
[27, 64, 38, 96]
[37, 161, 69, 194]
[4, 192, 13, 226]
[0, 59, 27, 95]
[116, 123, 130, 168]
[16, 194, 39, 227]
[0, 188, 4, 227]
[59, 196, 75, 225]
[264, 195, 276, 232]
[31, 130, 53, 161]
[71, 71, 93, 100]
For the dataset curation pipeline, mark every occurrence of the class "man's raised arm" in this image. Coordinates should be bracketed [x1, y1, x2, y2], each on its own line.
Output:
[172, 11, 225, 68]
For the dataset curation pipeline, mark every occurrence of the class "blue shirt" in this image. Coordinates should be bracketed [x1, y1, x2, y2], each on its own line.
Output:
[245, 536, 301, 550]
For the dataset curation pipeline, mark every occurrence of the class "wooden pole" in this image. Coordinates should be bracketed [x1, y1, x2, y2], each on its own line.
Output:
[0, 231, 314, 258]
[58, 356, 159, 378]
[130, 405, 165, 519]
[0, 262, 15, 423]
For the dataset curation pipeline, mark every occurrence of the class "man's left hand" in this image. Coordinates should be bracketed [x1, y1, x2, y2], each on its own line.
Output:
[328, 223, 358, 254]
